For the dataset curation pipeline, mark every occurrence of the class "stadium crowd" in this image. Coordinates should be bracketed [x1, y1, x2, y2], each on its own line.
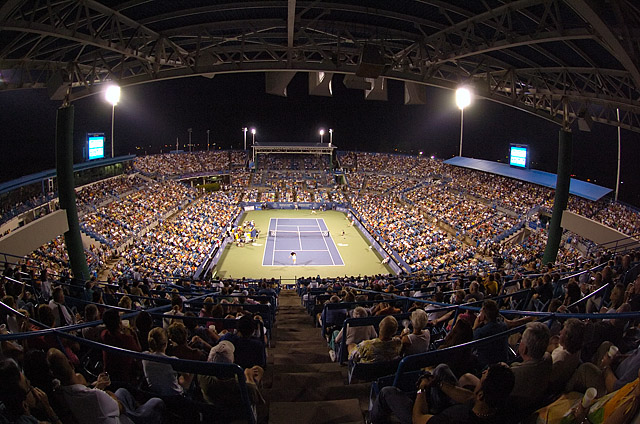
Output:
[2, 149, 640, 424]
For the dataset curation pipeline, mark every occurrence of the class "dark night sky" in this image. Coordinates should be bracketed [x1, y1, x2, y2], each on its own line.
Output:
[1, 72, 639, 206]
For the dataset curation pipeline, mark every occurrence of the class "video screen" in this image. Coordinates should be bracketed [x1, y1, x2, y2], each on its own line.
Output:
[88, 134, 105, 160]
[509, 145, 528, 168]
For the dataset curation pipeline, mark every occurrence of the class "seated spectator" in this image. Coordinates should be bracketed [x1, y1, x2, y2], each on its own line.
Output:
[482, 273, 500, 297]
[508, 321, 552, 408]
[319, 295, 348, 337]
[49, 286, 77, 327]
[132, 311, 153, 352]
[534, 369, 640, 424]
[81, 303, 104, 342]
[463, 321, 551, 415]
[548, 318, 585, 394]
[198, 341, 265, 421]
[472, 300, 509, 368]
[350, 315, 402, 363]
[47, 347, 164, 424]
[101, 308, 141, 384]
[219, 314, 266, 369]
[142, 327, 193, 397]
[372, 301, 402, 316]
[329, 306, 377, 362]
[437, 319, 475, 378]
[0, 358, 62, 424]
[163, 295, 184, 328]
[463, 282, 483, 303]
[370, 362, 515, 424]
[166, 322, 207, 361]
[566, 341, 640, 397]
[401, 309, 431, 356]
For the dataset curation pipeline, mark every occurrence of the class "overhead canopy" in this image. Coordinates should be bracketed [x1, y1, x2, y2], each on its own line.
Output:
[0, 1, 639, 132]
[444, 156, 613, 202]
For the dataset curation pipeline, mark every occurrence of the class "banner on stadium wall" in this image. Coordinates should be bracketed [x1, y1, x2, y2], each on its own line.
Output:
[239, 201, 347, 211]
[244, 205, 255, 211]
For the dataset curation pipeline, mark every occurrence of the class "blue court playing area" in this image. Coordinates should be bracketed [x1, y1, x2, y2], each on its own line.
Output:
[262, 218, 345, 266]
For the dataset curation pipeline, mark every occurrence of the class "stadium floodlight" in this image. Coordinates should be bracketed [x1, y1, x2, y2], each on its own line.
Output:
[104, 84, 120, 158]
[251, 128, 256, 145]
[319, 129, 325, 143]
[243, 127, 248, 150]
[329, 129, 333, 145]
[455, 87, 472, 157]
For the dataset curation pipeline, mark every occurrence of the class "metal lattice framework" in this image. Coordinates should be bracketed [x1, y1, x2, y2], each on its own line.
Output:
[1, 0, 640, 131]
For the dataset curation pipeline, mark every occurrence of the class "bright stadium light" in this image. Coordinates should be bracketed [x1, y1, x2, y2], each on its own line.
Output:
[455, 86, 472, 157]
[243, 127, 248, 150]
[251, 128, 256, 144]
[319, 129, 325, 143]
[104, 85, 120, 158]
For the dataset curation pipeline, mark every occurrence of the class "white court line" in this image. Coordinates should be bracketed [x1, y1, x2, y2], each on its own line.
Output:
[317, 218, 336, 265]
[272, 218, 277, 265]
[297, 225, 302, 251]
[262, 217, 345, 266]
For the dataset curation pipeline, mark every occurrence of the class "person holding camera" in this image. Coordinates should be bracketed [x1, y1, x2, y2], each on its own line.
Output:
[369, 362, 515, 424]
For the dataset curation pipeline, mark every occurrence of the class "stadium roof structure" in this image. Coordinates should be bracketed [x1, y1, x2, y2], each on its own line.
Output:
[1, 1, 640, 132]
[0, 155, 136, 195]
[444, 156, 613, 201]
[253, 142, 335, 155]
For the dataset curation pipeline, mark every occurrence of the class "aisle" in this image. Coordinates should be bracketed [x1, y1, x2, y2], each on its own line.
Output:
[263, 290, 369, 424]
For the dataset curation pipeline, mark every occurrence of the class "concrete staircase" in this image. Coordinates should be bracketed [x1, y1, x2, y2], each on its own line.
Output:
[263, 290, 369, 424]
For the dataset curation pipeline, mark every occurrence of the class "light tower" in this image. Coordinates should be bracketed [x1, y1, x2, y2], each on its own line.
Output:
[455, 87, 472, 157]
[104, 85, 120, 158]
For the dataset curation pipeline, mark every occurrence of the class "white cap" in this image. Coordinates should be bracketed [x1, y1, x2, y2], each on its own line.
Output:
[208, 340, 235, 363]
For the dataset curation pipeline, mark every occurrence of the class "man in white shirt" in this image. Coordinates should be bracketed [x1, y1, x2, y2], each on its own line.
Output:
[47, 348, 164, 424]
[48, 287, 76, 327]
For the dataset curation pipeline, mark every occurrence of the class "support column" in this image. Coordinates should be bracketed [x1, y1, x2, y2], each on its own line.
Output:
[543, 129, 572, 264]
[56, 105, 90, 281]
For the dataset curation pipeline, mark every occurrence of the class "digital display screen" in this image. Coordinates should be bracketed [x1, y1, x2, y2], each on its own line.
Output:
[88, 134, 105, 160]
[509, 145, 528, 168]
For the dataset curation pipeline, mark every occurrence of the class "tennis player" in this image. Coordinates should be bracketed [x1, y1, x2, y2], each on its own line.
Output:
[291, 252, 297, 264]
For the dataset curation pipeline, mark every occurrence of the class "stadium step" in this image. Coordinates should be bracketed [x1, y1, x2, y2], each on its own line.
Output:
[269, 399, 363, 424]
[266, 290, 366, 423]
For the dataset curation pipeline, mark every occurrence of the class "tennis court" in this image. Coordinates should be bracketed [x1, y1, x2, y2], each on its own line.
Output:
[262, 218, 344, 266]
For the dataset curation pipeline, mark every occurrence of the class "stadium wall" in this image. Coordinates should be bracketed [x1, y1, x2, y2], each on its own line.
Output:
[0, 209, 68, 259]
[561, 210, 640, 251]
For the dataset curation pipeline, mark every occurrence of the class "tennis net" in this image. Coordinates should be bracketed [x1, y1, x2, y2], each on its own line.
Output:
[269, 230, 329, 238]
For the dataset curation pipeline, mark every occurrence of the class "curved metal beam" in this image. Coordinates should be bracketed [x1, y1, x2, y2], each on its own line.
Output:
[565, 0, 640, 87]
